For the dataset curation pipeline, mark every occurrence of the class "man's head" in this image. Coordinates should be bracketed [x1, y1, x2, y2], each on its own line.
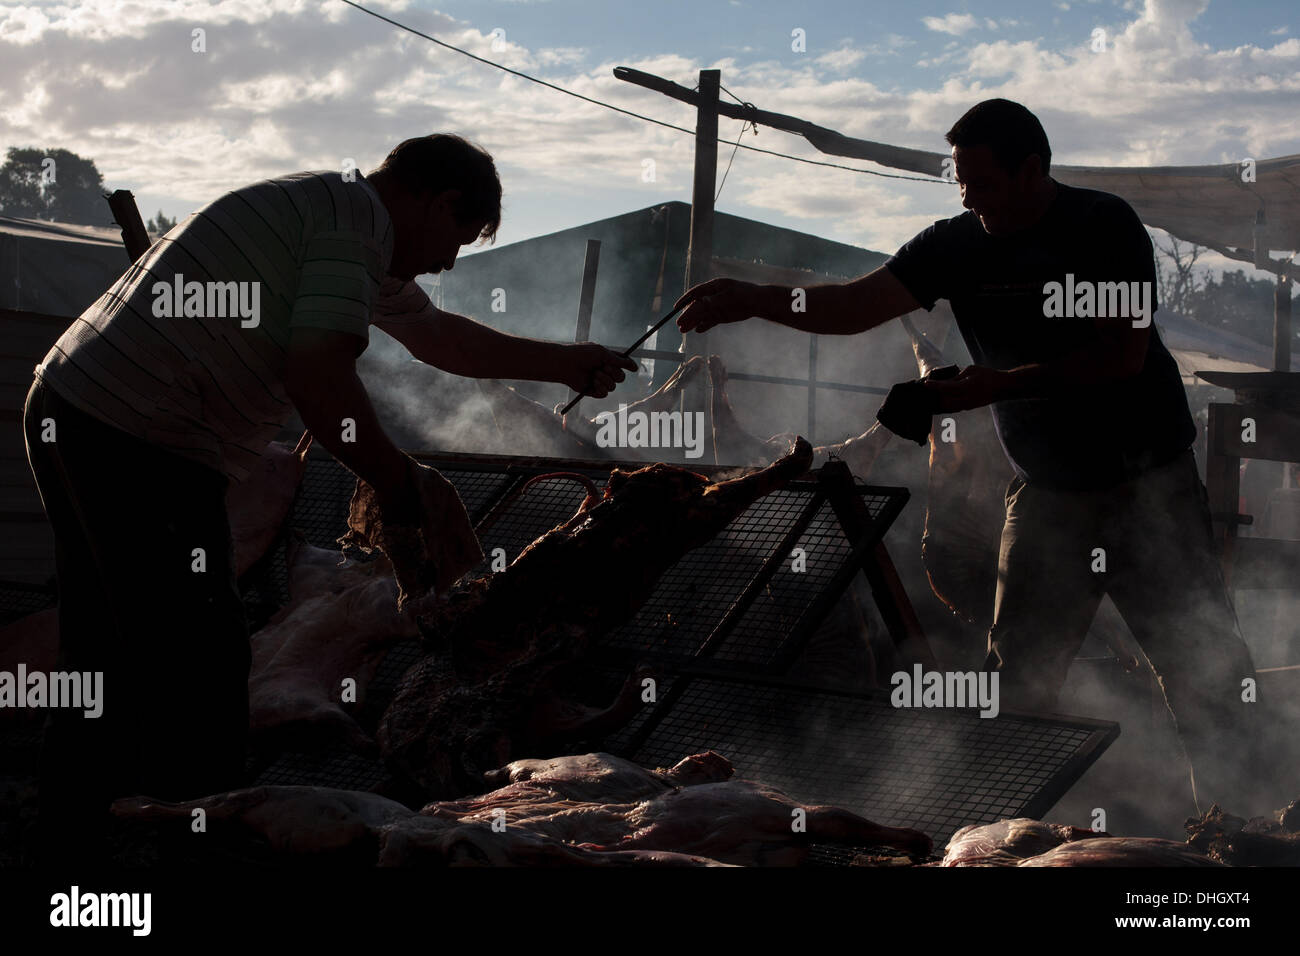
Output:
[368, 134, 502, 280]
[945, 99, 1053, 236]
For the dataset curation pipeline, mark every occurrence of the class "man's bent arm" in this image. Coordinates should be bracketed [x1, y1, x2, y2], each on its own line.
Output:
[285, 327, 413, 502]
[999, 317, 1151, 400]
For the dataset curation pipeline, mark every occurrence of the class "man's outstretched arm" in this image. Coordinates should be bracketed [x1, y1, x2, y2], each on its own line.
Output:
[373, 281, 635, 396]
[673, 266, 924, 337]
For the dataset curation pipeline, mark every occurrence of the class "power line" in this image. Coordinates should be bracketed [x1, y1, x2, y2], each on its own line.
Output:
[339, 0, 950, 185]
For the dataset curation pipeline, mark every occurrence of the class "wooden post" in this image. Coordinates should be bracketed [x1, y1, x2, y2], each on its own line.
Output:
[807, 335, 818, 444]
[105, 190, 151, 263]
[1275, 272, 1292, 372]
[568, 239, 601, 411]
[684, 69, 720, 462]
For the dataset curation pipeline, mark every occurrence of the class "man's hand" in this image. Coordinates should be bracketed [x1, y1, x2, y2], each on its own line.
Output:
[920, 365, 1013, 413]
[674, 278, 768, 334]
[559, 343, 639, 398]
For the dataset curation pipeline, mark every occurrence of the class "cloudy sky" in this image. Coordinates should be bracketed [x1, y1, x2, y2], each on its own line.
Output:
[1, 0, 1296, 273]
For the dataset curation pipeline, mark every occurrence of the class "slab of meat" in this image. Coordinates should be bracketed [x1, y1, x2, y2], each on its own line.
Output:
[478, 357, 708, 462]
[476, 379, 598, 458]
[455, 751, 734, 808]
[941, 818, 1108, 866]
[707, 355, 893, 479]
[895, 319, 1010, 629]
[111, 786, 727, 867]
[421, 750, 932, 866]
[227, 430, 312, 578]
[379, 439, 814, 799]
[1185, 800, 1300, 866]
[1018, 837, 1223, 867]
[249, 572, 417, 755]
[561, 355, 707, 454]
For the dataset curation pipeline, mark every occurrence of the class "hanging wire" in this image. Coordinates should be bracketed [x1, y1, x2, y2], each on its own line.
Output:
[338, 0, 951, 185]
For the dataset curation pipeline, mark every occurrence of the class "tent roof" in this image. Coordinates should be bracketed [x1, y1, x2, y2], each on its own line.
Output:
[801, 130, 1300, 273]
[0, 215, 123, 246]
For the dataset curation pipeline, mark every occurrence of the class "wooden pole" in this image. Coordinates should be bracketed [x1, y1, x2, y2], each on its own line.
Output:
[684, 69, 720, 462]
[807, 335, 818, 445]
[569, 238, 602, 409]
[1274, 272, 1292, 372]
[105, 190, 151, 263]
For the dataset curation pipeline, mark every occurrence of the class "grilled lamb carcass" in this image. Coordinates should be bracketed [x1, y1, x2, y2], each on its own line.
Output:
[227, 430, 313, 578]
[707, 355, 893, 478]
[1018, 837, 1222, 867]
[248, 573, 416, 755]
[421, 750, 931, 866]
[942, 818, 1108, 866]
[379, 439, 814, 799]
[111, 786, 725, 867]
[560, 355, 707, 453]
[1185, 800, 1300, 866]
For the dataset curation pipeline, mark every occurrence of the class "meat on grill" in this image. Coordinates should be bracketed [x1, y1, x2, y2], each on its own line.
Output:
[942, 818, 1107, 866]
[1185, 800, 1300, 866]
[378, 438, 814, 799]
[897, 318, 1010, 629]
[707, 355, 893, 478]
[1018, 837, 1223, 867]
[228, 430, 313, 578]
[561, 355, 707, 452]
[422, 750, 932, 866]
[476, 356, 707, 462]
[248, 538, 415, 754]
[110, 785, 727, 867]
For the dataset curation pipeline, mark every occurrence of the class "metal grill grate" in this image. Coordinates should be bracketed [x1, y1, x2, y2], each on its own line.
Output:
[275, 450, 902, 673]
[0, 581, 56, 626]
[610, 672, 1117, 847]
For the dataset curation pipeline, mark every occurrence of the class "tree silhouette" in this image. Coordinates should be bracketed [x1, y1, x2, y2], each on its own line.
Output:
[0, 147, 109, 226]
[146, 210, 178, 235]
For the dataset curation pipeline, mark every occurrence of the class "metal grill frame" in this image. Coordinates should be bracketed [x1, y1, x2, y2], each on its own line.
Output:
[280, 445, 912, 677]
[606, 665, 1119, 847]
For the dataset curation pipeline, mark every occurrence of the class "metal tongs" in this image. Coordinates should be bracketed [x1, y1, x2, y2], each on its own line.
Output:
[559, 301, 689, 416]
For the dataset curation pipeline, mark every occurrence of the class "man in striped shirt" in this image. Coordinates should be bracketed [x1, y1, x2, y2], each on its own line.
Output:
[23, 134, 635, 857]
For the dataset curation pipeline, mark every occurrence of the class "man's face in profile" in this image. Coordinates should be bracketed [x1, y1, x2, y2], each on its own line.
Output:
[390, 188, 487, 281]
[952, 144, 1031, 236]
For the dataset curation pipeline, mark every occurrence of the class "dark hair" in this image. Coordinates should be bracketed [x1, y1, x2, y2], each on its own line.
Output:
[945, 99, 1051, 177]
[373, 134, 502, 242]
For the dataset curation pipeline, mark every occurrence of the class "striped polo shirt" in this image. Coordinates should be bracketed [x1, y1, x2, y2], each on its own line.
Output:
[35, 170, 415, 483]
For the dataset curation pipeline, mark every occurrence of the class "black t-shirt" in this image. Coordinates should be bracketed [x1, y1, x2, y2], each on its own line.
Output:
[884, 182, 1196, 491]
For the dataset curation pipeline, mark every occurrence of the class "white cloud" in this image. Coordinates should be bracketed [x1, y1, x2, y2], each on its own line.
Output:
[816, 46, 867, 71]
[0, 0, 1296, 264]
[1271, 26, 1289, 36]
[921, 13, 978, 36]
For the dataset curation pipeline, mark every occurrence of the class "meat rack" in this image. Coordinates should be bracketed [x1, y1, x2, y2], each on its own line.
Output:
[243, 447, 1117, 858]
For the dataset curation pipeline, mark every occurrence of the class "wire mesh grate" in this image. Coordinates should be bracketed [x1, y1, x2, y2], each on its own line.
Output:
[618, 674, 1116, 848]
[275, 452, 902, 674]
[0, 581, 56, 626]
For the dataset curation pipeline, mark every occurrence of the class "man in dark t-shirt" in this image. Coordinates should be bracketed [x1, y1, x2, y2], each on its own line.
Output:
[671, 99, 1259, 816]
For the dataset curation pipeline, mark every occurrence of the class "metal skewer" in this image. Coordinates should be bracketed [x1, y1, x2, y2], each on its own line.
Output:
[559, 301, 689, 416]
